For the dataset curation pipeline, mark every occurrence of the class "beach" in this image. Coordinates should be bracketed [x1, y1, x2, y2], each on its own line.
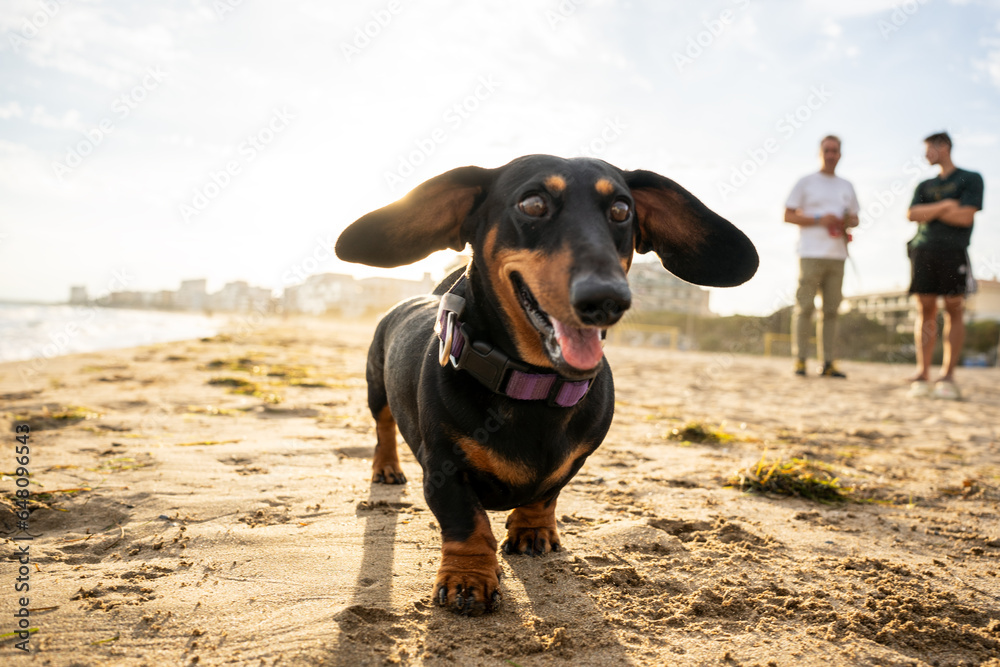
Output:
[1, 316, 998, 666]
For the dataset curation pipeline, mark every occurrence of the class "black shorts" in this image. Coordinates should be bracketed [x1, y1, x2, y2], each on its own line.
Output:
[908, 246, 972, 296]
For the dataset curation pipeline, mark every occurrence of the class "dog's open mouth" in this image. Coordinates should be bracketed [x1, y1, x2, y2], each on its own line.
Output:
[511, 273, 604, 373]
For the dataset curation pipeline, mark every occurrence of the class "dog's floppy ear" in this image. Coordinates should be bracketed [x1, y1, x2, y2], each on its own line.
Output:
[336, 166, 493, 268]
[624, 170, 758, 287]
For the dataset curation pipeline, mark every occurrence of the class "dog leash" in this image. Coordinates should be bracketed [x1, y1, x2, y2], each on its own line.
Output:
[434, 277, 594, 408]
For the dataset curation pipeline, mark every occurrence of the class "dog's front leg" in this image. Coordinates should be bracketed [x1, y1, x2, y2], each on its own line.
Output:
[423, 460, 501, 616]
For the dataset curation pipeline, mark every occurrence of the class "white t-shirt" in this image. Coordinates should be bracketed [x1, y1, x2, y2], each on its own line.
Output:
[785, 172, 860, 260]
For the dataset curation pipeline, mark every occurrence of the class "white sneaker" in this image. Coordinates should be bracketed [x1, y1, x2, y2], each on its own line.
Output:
[907, 380, 931, 398]
[932, 381, 961, 401]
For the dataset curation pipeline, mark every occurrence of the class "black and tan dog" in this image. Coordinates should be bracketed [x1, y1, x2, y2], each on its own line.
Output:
[335, 155, 758, 616]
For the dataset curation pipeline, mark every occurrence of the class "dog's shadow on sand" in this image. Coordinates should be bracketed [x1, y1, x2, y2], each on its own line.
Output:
[328, 481, 636, 665]
[501, 548, 637, 664]
[350, 483, 409, 603]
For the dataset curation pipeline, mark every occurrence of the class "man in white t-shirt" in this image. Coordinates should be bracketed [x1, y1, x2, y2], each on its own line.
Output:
[784, 135, 860, 378]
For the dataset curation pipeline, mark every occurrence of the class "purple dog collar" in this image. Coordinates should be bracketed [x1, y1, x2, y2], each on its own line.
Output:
[435, 292, 594, 408]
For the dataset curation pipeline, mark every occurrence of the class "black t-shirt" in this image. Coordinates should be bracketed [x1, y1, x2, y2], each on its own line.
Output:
[909, 168, 984, 250]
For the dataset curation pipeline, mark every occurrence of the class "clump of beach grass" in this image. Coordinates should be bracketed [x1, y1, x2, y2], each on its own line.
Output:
[203, 358, 326, 388]
[665, 421, 733, 446]
[728, 455, 852, 502]
[5, 406, 103, 431]
[207, 377, 282, 404]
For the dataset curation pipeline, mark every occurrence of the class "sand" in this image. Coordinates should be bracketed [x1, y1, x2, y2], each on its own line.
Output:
[1, 315, 998, 666]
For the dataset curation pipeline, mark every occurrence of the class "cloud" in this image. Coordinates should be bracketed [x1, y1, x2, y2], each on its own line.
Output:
[802, 0, 908, 17]
[975, 21, 1000, 87]
[29, 105, 82, 130]
[959, 131, 1000, 146]
[821, 18, 843, 37]
[0, 101, 23, 119]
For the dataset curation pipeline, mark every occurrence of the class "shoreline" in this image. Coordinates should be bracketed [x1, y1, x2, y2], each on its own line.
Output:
[0, 306, 234, 365]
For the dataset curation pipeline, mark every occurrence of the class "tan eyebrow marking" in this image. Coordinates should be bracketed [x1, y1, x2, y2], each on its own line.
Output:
[595, 178, 614, 195]
[545, 175, 566, 192]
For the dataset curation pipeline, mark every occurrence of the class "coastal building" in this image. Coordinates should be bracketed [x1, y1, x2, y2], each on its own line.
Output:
[175, 279, 208, 311]
[358, 273, 434, 314]
[842, 290, 914, 331]
[842, 278, 1000, 331]
[282, 272, 433, 317]
[69, 286, 88, 305]
[969, 279, 1000, 321]
[209, 281, 273, 313]
[157, 290, 175, 309]
[283, 273, 361, 316]
[627, 261, 712, 315]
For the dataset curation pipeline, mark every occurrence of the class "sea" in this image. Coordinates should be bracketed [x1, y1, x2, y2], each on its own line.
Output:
[0, 303, 222, 363]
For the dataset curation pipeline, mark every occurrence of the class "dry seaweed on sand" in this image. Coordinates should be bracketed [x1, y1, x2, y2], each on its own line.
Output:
[665, 420, 733, 445]
[728, 455, 852, 502]
[207, 376, 283, 403]
[4, 405, 103, 430]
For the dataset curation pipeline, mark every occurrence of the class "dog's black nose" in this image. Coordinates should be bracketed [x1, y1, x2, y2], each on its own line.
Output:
[571, 277, 631, 327]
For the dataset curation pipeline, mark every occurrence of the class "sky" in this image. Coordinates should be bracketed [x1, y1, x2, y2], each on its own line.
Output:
[1, 0, 999, 316]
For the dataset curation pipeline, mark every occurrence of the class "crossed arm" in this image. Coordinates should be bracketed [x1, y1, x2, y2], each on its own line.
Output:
[907, 199, 977, 227]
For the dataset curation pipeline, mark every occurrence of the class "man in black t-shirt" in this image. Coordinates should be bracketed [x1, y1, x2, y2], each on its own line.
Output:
[906, 132, 984, 400]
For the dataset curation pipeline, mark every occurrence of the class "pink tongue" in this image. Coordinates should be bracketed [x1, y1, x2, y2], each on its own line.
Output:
[551, 319, 604, 370]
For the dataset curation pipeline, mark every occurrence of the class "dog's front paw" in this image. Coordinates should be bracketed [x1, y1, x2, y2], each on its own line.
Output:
[501, 525, 560, 556]
[433, 559, 501, 616]
[371, 464, 406, 485]
[501, 502, 560, 556]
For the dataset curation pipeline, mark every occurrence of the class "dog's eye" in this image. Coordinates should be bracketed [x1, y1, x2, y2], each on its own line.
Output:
[610, 199, 631, 223]
[518, 194, 548, 218]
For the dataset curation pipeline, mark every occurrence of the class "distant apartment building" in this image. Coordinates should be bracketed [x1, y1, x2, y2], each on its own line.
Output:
[842, 290, 914, 331]
[209, 281, 273, 313]
[284, 273, 361, 316]
[103, 290, 172, 309]
[69, 286, 88, 305]
[843, 278, 1000, 331]
[90, 278, 274, 314]
[283, 272, 434, 317]
[627, 262, 712, 315]
[969, 279, 1000, 321]
[175, 279, 208, 311]
[157, 290, 175, 309]
[358, 274, 434, 313]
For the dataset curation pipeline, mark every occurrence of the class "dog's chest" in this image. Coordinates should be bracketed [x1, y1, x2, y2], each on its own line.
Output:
[454, 418, 596, 495]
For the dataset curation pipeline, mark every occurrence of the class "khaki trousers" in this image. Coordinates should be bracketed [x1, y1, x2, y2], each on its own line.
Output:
[792, 258, 845, 362]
